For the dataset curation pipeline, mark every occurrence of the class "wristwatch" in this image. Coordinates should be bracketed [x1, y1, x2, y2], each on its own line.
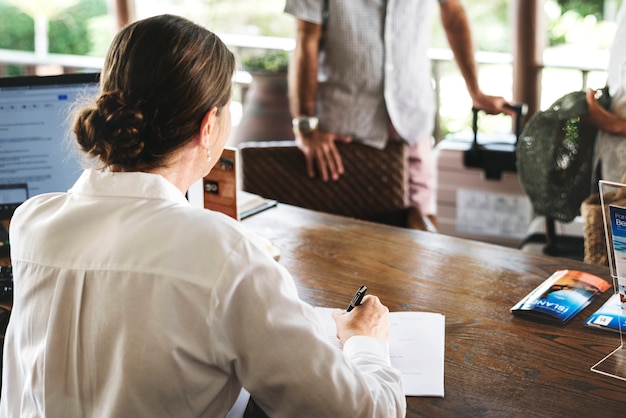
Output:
[292, 116, 319, 136]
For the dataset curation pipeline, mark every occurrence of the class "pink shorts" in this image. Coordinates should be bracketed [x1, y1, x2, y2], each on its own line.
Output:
[406, 138, 436, 217]
[388, 123, 436, 216]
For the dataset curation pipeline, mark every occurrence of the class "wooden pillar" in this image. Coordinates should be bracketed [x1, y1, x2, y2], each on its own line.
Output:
[112, 0, 134, 29]
[513, 0, 544, 122]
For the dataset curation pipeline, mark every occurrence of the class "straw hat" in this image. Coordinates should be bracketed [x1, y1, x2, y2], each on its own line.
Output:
[517, 87, 611, 223]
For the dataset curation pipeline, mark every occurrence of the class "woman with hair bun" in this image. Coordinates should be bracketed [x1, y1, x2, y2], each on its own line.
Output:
[0, 14, 405, 418]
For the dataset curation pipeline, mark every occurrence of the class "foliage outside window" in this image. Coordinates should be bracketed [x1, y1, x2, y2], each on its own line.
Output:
[0, 0, 110, 55]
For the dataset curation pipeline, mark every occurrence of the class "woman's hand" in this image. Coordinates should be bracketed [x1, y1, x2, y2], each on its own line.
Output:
[332, 295, 390, 345]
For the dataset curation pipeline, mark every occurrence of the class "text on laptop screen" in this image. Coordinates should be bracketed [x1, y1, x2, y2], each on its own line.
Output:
[0, 73, 100, 219]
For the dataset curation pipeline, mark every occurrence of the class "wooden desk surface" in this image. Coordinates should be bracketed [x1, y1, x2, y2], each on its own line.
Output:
[243, 204, 626, 418]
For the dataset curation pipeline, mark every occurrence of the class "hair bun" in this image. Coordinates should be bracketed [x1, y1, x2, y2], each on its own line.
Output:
[74, 91, 149, 166]
[97, 92, 146, 155]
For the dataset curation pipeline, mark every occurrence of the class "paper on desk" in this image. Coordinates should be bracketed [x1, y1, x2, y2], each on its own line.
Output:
[315, 307, 445, 397]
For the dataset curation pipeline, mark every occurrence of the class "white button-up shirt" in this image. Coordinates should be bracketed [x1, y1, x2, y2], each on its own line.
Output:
[1, 169, 405, 417]
[285, 0, 441, 148]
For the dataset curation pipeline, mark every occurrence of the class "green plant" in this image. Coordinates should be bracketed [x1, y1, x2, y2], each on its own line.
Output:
[243, 50, 289, 73]
[0, 0, 107, 55]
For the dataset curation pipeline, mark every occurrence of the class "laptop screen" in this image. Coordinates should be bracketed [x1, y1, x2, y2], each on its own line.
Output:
[0, 73, 100, 220]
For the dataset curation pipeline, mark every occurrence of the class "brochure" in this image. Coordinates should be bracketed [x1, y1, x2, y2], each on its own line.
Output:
[609, 205, 626, 310]
[585, 293, 626, 333]
[610, 204, 626, 278]
[510, 269, 612, 324]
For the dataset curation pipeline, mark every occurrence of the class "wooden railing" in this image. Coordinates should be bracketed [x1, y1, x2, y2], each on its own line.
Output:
[0, 37, 609, 140]
[0, 48, 103, 76]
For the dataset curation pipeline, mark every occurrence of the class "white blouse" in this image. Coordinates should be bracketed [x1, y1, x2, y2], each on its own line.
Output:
[1, 169, 405, 417]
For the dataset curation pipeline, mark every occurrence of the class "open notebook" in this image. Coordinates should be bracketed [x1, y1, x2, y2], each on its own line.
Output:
[315, 307, 445, 397]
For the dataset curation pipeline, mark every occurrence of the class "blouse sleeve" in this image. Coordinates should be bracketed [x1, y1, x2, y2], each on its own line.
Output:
[212, 236, 406, 418]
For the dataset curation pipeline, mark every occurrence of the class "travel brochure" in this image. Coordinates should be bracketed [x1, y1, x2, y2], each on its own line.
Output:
[609, 204, 626, 311]
[511, 269, 611, 324]
[585, 293, 626, 333]
[512, 204, 626, 330]
[583, 204, 626, 333]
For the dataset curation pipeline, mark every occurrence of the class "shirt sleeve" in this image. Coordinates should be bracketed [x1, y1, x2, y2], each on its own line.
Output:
[284, 0, 324, 24]
[343, 336, 408, 408]
[213, 236, 406, 418]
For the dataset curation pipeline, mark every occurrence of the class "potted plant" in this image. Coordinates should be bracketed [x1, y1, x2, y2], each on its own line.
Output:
[242, 50, 290, 74]
[232, 50, 294, 145]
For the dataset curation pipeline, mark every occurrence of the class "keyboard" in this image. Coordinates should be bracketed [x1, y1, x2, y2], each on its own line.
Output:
[0, 265, 13, 299]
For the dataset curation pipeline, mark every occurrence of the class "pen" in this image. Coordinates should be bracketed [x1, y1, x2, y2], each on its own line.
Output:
[346, 285, 367, 312]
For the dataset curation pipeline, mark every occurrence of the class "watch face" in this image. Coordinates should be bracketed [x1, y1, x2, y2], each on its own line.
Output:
[296, 116, 318, 134]
[299, 119, 312, 132]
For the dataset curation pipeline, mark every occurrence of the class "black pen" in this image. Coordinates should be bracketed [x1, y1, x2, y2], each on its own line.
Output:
[346, 285, 367, 312]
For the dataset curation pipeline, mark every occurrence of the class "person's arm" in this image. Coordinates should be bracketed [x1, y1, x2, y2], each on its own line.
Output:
[288, 18, 319, 119]
[288, 18, 350, 181]
[585, 87, 626, 136]
[219, 238, 405, 417]
[439, 0, 511, 115]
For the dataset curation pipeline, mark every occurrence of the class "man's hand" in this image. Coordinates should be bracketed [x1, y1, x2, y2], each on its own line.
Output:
[295, 130, 352, 181]
[332, 295, 390, 345]
[471, 91, 514, 116]
[584, 88, 626, 136]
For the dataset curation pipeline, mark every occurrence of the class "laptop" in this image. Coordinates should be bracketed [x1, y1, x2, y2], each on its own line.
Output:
[0, 72, 100, 257]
